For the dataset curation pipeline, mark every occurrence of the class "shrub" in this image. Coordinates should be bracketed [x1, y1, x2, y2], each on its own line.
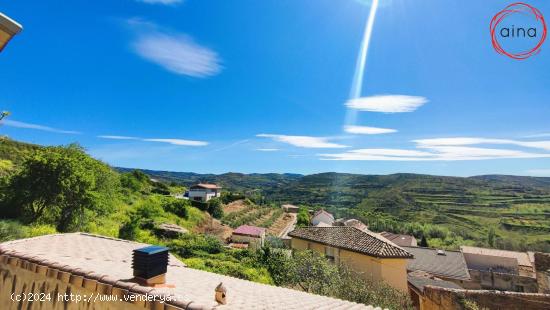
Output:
[296, 207, 310, 227]
[0, 220, 26, 242]
[207, 198, 224, 219]
[162, 198, 189, 219]
[169, 233, 223, 258]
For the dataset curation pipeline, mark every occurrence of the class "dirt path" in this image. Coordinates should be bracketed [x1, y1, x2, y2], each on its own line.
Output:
[267, 213, 296, 236]
[223, 200, 248, 214]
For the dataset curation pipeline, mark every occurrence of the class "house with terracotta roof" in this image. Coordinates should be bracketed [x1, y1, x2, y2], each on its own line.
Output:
[231, 225, 266, 249]
[311, 209, 334, 226]
[288, 226, 413, 292]
[334, 218, 369, 231]
[380, 232, 417, 247]
[188, 183, 221, 202]
[0, 233, 384, 309]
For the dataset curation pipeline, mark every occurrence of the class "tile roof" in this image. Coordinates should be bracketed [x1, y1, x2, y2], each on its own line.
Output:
[379, 232, 417, 247]
[0, 233, 377, 309]
[403, 246, 470, 281]
[192, 183, 221, 189]
[408, 274, 462, 293]
[313, 209, 334, 220]
[232, 225, 266, 237]
[289, 227, 413, 259]
[460, 246, 533, 268]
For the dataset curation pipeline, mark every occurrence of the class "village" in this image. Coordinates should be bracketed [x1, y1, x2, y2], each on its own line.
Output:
[2, 181, 550, 309]
[166, 183, 550, 308]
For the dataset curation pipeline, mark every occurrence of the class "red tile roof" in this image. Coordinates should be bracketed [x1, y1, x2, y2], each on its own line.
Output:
[380, 232, 417, 247]
[192, 183, 222, 189]
[289, 227, 413, 259]
[232, 225, 266, 237]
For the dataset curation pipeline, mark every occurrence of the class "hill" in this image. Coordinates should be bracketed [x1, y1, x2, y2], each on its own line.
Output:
[128, 169, 550, 251]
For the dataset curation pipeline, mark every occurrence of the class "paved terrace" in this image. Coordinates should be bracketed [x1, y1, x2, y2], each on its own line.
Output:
[0, 233, 384, 310]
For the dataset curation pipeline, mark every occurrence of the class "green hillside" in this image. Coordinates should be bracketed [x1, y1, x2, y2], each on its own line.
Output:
[133, 169, 550, 252]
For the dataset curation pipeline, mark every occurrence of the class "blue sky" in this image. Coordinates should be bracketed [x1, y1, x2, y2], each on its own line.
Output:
[1, 0, 550, 176]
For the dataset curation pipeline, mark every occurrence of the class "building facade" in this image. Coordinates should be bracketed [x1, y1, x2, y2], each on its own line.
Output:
[289, 226, 412, 292]
[188, 183, 221, 202]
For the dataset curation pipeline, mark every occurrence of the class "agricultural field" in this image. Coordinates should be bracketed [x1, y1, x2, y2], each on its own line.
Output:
[221, 200, 292, 236]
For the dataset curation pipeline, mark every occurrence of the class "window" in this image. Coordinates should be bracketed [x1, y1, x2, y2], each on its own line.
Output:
[325, 246, 335, 263]
[515, 285, 525, 292]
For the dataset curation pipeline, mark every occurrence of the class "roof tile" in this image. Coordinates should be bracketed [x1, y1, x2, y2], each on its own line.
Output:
[289, 227, 413, 258]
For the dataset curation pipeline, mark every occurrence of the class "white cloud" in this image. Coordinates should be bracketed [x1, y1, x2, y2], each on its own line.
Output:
[130, 21, 221, 78]
[414, 137, 550, 151]
[256, 148, 279, 152]
[344, 125, 397, 135]
[143, 138, 208, 146]
[346, 95, 427, 113]
[320, 137, 550, 161]
[2, 119, 80, 134]
[97, 135, 139, 140]
[257, 134, 348, 149]
[137, 0, 182, 5]
[98, 135, 208, 146]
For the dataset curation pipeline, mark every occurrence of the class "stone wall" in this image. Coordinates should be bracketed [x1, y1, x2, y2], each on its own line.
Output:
[466, 269, 538, 293]
[0, 255, 184, 310]
[535, 252, 550, 294]
[422, 286, 550, 310]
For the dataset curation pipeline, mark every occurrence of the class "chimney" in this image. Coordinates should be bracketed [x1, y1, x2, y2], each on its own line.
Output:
[132, 245, 169, 286]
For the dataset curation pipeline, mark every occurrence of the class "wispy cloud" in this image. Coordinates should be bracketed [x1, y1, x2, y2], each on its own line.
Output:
[414, 137, 550, 151]
[257, 134, 348, 149]
[137, 0, 182, 5]
[344, 125, 397, 135]
[346, 95, 427, 113]
[143, 138, 208, 146]
[129, 19, 221, 78]
[98, 135, 208, 146]
[2, 119, 80, 134]
[320, 137, 550, 161]
[256, 148, 279, 152]
[97, 135, 139, 140]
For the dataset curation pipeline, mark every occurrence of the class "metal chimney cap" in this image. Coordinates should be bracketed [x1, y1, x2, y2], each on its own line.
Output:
[0, 12, 23, 35]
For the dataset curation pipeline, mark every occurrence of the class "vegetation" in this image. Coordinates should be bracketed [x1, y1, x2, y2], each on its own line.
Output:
[296, 207, 310, 227]
[257, 248, 412, 309]
[135, 169, 550, 251]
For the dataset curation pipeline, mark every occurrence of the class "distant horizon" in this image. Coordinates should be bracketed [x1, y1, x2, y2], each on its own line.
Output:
[115, 165, 550, 179]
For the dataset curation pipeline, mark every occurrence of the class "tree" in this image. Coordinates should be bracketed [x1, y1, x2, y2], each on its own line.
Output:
[207, 198, 224, 219]
[296, 207, 310, 227]
[420, 235, 429, 247]
[3, 144, 119, 231]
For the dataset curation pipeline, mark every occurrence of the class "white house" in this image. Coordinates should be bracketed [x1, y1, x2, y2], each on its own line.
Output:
[188, 183, 221, 202]
[311, 209, 334, 226]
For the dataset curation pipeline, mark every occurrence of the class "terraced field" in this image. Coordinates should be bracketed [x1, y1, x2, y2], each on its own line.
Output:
[221, 200, 290, 236]
[400, 190, 550, 251]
